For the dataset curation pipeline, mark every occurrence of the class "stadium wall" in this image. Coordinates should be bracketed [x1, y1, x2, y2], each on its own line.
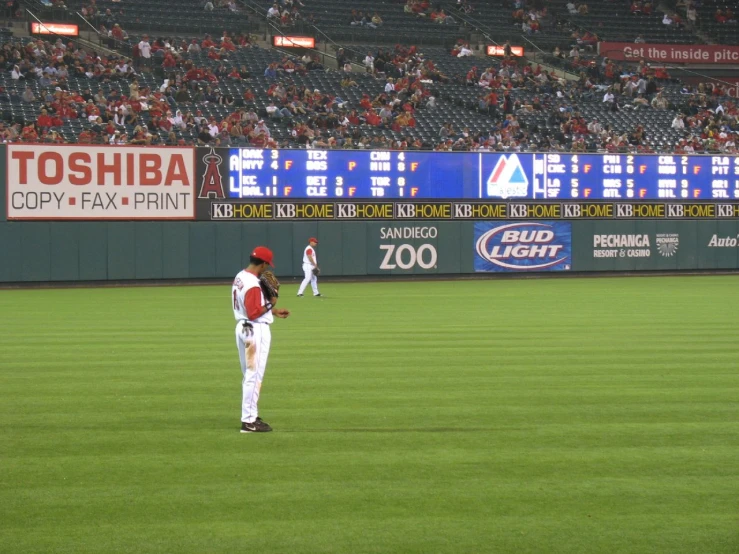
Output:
[2, 145, 739, 283]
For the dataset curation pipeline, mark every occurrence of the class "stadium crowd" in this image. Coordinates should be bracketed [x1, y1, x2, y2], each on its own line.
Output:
[1, 26, 737, 153]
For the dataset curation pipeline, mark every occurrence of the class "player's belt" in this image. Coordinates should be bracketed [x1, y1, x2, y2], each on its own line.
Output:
[240, 319, 269, 326]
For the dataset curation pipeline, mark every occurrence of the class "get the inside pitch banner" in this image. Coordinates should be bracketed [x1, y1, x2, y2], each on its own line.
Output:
[200, 200, 739, 221]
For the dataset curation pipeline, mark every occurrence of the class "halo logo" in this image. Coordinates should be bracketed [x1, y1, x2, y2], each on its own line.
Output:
[655, 233, 679, 257]
[474, 222, 572, 272]
[198, 148, 225, 199]
[487, 154, 529, 199]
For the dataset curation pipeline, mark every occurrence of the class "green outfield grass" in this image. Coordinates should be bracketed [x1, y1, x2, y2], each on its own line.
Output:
[1, 277, 738, 554]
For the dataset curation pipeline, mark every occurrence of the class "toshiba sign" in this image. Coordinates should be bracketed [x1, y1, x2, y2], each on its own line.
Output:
[7, 145, 195, 220]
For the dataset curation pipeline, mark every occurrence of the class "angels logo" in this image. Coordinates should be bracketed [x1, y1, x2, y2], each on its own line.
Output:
[198, 148, 225, 199]
[655, 233, 679, 257]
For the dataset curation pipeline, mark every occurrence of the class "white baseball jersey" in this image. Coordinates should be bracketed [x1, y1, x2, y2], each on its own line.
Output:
[302, 245, 317, 268]
[232, 269, 273, 324]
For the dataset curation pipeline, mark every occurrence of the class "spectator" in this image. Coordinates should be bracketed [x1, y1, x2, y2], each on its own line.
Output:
[264, 63, 277, 79]
[21, 86, 35, 103]
[687, 6, 697, 25]
[651, 92, 668, 109]
[137, 35, 152, 70]
[36, 109, 53, 129]
[671, 114, 685, 130]
[188, 40, 201, 54]
[364, 52, 374, 72]
[457, 44, 474, 57]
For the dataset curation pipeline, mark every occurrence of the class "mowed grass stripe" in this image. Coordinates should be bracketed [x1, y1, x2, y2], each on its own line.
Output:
[1, 277, 738, 553]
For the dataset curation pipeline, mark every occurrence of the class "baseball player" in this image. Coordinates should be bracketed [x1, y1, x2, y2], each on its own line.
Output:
[297, 237, 321, 297]
[232, 246, 290, 433]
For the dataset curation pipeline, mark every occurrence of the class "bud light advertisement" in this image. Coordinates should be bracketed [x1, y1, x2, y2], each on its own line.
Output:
[474, 221, 572, 272]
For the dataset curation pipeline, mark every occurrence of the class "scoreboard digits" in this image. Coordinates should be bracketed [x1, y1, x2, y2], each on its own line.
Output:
[224, 149, 739, 200]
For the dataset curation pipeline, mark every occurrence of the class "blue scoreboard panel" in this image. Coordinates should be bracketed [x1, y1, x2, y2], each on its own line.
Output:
[224, 150, 739, 201]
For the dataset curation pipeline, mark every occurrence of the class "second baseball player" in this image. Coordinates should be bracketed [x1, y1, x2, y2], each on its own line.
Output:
[297, 237, 321, 297]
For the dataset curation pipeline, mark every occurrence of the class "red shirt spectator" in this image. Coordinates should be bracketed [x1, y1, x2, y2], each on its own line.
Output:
[111, 25, 124, 41]
[37, 112, 53, 128]
[22, 124, 39, 141]
[365, 110, 381, 126]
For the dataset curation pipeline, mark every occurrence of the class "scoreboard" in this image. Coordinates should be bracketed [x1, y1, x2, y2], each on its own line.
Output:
[220, 149, 739, 201]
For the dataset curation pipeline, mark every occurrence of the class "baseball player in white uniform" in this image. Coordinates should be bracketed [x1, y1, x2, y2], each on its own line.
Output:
[232, 246, 290, 433]
[297, 237, 321, 297]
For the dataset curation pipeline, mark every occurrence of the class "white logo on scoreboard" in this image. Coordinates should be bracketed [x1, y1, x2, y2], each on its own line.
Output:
[487, 154, 529, 199]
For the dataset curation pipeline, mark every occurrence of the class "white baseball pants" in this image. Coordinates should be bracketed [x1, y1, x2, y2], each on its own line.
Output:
[297, 266, 319, 295]
[235, 321, 271, 423]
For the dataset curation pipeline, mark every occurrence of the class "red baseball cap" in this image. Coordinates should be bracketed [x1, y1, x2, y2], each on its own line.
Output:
[309, 237, 319, 244]
[251, 246, 274, 266]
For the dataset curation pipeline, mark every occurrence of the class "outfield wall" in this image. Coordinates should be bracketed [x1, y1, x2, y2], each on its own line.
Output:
[2, 145, 739, 283]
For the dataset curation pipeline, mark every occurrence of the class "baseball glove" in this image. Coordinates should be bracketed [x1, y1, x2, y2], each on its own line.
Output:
[312, 267, 321, 277]
[260, 270, 280, 299]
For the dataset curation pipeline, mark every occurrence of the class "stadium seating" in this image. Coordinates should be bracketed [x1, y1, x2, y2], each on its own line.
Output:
[549, 0, 700, 43]
[2, 0, 737, 155]
[90, 0, 260, 35]
[296, 0, 461, 46]
[690, 1, 739, 45]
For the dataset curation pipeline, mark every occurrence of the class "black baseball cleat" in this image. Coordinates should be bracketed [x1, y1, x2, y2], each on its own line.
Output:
[297, 293, 304, 297]
[314, 293, 322, 297]
[240, 418, 272, 433]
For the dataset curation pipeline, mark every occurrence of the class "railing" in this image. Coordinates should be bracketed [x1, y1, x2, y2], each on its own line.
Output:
[73, 10, 131, 55]
[440, 2, 500, 48]
[21, 7, 122, 57]
[237, 0, 368, 71]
